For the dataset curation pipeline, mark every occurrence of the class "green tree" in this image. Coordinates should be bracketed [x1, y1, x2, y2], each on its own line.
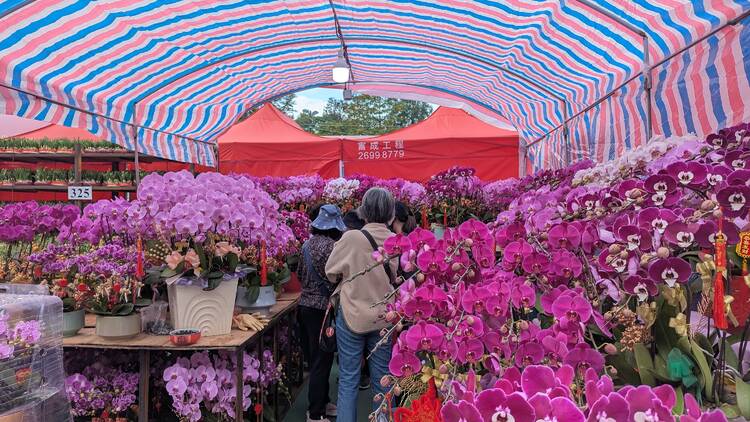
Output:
[271, 94, 296, 115]
[297, 94, 432, 136]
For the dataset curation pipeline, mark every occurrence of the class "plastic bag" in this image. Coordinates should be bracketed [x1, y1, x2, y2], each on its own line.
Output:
[140, 301, 171, 335]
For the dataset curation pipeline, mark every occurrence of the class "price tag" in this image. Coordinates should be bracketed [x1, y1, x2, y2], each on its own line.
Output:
[67, 186, 92, 201]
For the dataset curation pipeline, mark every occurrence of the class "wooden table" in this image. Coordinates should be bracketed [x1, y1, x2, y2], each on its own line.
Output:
[64, 292, 300, 422]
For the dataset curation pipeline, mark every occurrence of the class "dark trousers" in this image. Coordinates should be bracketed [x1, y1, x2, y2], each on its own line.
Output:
[298, 306, 335, 419]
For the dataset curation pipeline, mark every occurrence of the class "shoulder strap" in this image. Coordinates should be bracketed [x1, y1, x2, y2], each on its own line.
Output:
[360, 229, 395, 285]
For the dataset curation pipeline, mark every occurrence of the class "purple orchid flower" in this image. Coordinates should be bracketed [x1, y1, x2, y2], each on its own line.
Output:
[551, 250, 583, 280]
[383, 234, 413, 256]
[617, 225, 652, 252]
[666, 162, 707, 186]
[664, 222, 698, 248]
[520, 365, 570, 398]
[587, 392, 629, 422]
[564, 343, 605, 373]
[514, 342, 544, 367]
[416, 249, 449, 276]
[528, 395, 585, 422]
[695, 219, 740, 248]
[706, 165, 732, 189]
[408, 228, 437, 251]
[716, 185, 750, 218]
[389, 347, 421, 377]
[457, 338, 485, 364]
[547, 223, 581, 249]
[503, 240, 533, 267]
[475, 388, 535, 422]
[521, 252, 550, 274]
[552, 292, 592, 324]
[441, 400, 483, 422]
[648, 257, 691, 287]
[624, 385, 673, 422]
[404, 321, 444, 352]
[623, 275, 659, 301]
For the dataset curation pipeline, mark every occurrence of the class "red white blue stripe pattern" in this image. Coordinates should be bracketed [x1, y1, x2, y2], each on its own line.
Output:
[0, 1, 747, 167]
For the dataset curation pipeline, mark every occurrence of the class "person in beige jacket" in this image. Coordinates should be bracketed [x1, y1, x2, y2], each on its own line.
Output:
[325, 187, 397, 422]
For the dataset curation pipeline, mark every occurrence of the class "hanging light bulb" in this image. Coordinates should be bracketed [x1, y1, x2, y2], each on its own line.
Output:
[332, 48, 350, 83]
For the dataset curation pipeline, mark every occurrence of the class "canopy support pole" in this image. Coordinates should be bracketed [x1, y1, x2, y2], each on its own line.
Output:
[573, 0, 652, 141]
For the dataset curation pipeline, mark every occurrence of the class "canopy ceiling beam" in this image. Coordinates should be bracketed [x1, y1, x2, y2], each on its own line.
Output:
[137, 36, 568, 144]
[0, 0, 35, 20]
[0, 81, 213, 148]
[572, 0, 653, 139]
[525, 7, 750, 152]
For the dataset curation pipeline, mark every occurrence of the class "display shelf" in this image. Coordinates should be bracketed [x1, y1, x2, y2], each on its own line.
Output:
[0, 184, 136, 192]
[0, 151, 157, 163]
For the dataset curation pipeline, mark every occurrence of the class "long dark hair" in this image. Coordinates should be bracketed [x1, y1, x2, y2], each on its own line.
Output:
[395, 202, 417, 234]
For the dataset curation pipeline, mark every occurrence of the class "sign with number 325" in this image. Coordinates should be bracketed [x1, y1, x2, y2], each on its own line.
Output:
[67, 186, 92, 201]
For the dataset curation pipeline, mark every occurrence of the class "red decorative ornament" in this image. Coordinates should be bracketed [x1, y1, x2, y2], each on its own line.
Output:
[393, 378, 443, 422]
[421, 207, 429, 229]
[260, 240, 268, 287]
[714, 214, 728, 330]
[136, 235, 144, 279]
[442, 206, 448, 228]
[254, 403, 263, 416]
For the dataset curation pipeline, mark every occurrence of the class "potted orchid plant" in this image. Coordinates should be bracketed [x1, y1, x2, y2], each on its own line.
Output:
[134, 171, 294, 336]
[89, 276, 144, 340]
[48, 275, 93, 337]
[0, 312, 43, 417]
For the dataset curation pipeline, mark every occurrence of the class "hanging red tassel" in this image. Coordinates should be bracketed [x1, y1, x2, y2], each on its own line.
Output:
[421, 207, 429, 229]
[136, 235, 144, 279]
[714, 213, 728, 330]
[260, 240, 268, 287]
[442, 205, 448, 228]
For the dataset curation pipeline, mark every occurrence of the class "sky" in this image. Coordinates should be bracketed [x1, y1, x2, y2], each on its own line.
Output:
[293, 87, 340, 117]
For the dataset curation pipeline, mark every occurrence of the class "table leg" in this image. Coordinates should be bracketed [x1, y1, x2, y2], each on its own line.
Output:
[138, 350, 150, 422]
[273, 322, 279, 422]
[236, 347, 244, 421]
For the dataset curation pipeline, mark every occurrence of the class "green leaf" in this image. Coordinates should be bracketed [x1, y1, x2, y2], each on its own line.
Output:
[61, 297, 76, 312]
[673, 386, 684, 416]
[606, 351, 641, 386]
[111, 303, 135, 316]
[654, 354, 674, 381]
[207, 271, 224, 280]
[634, 343, 656, 386]
[161, 267, 178, 278]
[227, 252, 239, 273]
[194, 243, 209, 270]
[726, 343, 740, 372]
[690, 340, 714, 401]
[245, 285, 260, 304]
[135, 298, 152, 307]
[721, 403, 741, 419]
[204, 277, 221, 291]
[736, 377, 750, 418]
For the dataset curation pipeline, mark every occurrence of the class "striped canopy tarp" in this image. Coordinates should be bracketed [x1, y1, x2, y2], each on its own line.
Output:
[0, 1, 748, 168]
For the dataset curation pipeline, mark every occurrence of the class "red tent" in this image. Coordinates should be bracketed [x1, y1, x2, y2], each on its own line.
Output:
[341, 107, 520, 181]
[218, 104, 341, 177]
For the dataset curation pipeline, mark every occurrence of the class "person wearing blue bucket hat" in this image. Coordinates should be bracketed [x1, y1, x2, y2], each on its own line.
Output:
[297, 203, 345, 422]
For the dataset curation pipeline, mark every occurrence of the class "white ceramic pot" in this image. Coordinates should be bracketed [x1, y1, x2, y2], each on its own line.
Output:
[95, 313, 141, 340]
[168, 277, 238, 336]
[235, 285, 277, 313]
[62, 309, 85, 337]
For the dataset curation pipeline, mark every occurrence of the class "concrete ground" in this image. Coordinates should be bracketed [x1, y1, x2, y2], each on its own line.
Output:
[284, 362, 376, 422]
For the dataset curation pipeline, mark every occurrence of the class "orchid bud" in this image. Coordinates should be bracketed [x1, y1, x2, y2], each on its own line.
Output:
[393, 386, 402, 396]
[518, 320, 529, 330]
[713, 209, 723, 219]
[603, 343, 618, 355]
[380, 328, 388, 337]
[416, 273, 425, 283]
[609, 367, 618, 376]
[656, 247, 670, 258]
[447, 320, 455, 328]
[608, 244, 622, 254]
[385, 311, 398, 322]
[395, 323, 403, 332]
[373, 394, 383, 403]
[439, 364, 449, 374]
[451, 262, 462, 271]
[466, 316, 475, 324]
[464, 238, 474, 247]
[466, 270, 475, 278]
[499, 326, 509, 334]
[539, 232, 548, 241]
[619, 250, 629, 259]
[380, 376, 391, 387]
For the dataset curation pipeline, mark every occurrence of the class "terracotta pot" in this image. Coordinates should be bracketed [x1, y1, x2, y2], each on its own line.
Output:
[95, 313, 141, 339]
[283, 272, 301, 293]
[63, 309, 85, 337]
[168, 277, 237, 336]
